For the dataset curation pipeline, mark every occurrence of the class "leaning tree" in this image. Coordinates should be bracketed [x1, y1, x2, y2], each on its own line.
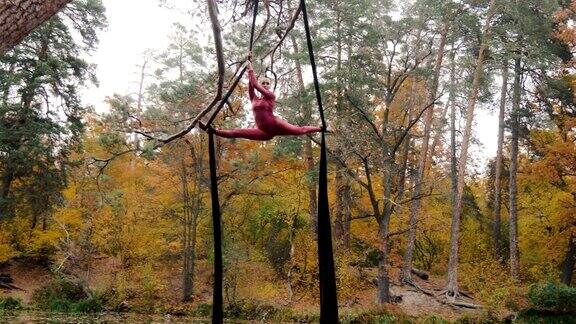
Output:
[0, 0, 73, 53]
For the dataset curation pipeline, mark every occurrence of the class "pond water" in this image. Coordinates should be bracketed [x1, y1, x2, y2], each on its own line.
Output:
[0, 311, 213, 323]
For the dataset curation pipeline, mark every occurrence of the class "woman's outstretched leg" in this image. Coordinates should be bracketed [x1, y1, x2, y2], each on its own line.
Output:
[271, 118, 322, 136]
[215, 128, 274, 141]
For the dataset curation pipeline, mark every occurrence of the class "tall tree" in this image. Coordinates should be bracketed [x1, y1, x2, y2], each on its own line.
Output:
[446, 0, 496, 298]
[497, 0, 565, 280]
[401, 0, 453, 283]
[509, 56, 521, 280]
[492, 62, 508, 259]
[147, 23, 208, 301]
[0, 0, 106, 219]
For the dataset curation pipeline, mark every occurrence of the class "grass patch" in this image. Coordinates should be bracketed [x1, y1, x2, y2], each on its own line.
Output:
[225, 300, 294, 321]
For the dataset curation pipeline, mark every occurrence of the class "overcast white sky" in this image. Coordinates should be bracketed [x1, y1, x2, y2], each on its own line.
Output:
[82, 0, 192, 112]
[82, 0, 499, 167]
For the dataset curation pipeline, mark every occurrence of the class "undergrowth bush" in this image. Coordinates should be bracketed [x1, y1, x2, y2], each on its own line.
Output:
[191, 302, 212, 317]
[527, 281, 576, 314]
[0, 296, 23, 310]
[31, 278, 105, 313]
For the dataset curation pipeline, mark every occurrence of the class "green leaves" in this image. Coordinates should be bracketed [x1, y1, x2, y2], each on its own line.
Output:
[140, 139, 159, 160]
[0, 1, 106, 219]
[528, 281, 576, 314]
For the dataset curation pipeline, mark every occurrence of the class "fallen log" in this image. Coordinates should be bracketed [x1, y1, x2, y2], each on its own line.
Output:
[411, 268, 429, 280]
[0, 273, 24, 291]
[450, 301, 483, 309]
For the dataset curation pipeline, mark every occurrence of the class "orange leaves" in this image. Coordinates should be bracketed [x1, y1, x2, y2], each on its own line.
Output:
[553, 1, 576, 48]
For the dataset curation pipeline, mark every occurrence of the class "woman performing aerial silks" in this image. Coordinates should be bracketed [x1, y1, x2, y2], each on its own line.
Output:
[213, 53, 322, 140]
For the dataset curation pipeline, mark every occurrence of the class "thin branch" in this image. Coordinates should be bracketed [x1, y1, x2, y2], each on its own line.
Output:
[346, 92, 382, 141]
[262, 3, 302, 60]
[253, 0, 271, 45]
[392, 95, 441, 155]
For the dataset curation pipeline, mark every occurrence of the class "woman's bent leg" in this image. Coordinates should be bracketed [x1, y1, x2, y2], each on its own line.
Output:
[215, 128, 274, 141]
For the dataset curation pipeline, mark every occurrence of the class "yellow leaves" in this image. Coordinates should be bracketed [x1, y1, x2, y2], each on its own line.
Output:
[167, 240, 181, 255]
[460, 259, 514, 311]
[3, 216, 61, 258]
[334, 255, 364, 301]
[61, 185, 78, 201]
[53, 208, 83, 231]
[0, 244, 16, 263]
[27, 229, 60, 255]
[517, 128, 575, 281]
[0, 230, 16, 263]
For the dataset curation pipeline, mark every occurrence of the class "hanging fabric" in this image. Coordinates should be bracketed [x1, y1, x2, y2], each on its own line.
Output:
[300, 0, 339, 322]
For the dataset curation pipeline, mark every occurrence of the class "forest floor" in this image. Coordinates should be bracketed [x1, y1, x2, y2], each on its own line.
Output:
[0, 258, 495, 322]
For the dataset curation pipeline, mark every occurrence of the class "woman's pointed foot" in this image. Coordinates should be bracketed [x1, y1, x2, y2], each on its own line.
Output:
[199, 120, 208, 130]
[320, 125, 332, 133]
[199, 120, 216, 134]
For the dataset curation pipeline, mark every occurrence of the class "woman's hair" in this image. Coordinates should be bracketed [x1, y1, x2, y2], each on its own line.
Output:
[258, 76, 272, 85]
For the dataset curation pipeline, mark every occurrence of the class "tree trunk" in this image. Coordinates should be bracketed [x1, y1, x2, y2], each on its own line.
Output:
[509, 57, 521, 281]
[180, 156, 194, 302]
[493, 61, 508, 259]
[0, 0, 72, 53]
[286, 214, 297, 303]
[450, 74, 458, 216]
[378, 203, 392, 303]
[427, 45, 457, 169]
[342, 181, 352, 249]
[332, 8, 353, 248]
[334, 170, 344, 241]
[291, 35, 318, 236]
[395, 129, 411, 208]
[177, 137, 204, 302]
[334, 170, 351, 246]
[561, 233, 575, 285]
[401, 24, 448, 283]
[378, 96, 395, 303]
[446, 0, 496, 297]
[0, 169, 15, 218]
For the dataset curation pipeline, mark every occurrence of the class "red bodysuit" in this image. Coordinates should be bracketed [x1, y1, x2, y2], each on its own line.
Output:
[214, 68, 321, 140]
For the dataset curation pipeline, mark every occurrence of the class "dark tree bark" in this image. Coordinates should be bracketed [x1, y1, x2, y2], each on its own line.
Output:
[561, 233, 575, 286]
[0, 0, 72, 53]
[493, 62, 508, 259]
[0, 169, 14, 217]
[509, 57, 521, 281]
[180, 157, 194, 301]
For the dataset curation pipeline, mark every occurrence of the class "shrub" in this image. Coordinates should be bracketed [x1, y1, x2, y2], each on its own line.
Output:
[0, 296, 23, 310]
[527, 281, 576, 314]
[351, 239, 380, 268]
[31, 278, 104, 313]
[192, 302, 212, 317]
